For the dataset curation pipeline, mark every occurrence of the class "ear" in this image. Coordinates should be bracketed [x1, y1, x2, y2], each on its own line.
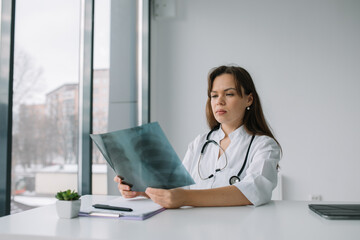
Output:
[247, 93, 254, 107]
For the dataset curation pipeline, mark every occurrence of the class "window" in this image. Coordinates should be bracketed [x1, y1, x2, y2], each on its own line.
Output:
[1, 0, 144, 216]
[11, 0, 81, 214]
[92, 0, 110, 195]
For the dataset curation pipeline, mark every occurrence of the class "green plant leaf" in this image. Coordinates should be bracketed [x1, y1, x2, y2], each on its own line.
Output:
[55, 189, 80, 201]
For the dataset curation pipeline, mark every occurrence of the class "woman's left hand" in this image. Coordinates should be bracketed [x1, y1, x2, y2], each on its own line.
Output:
[145, 187, 186, 209]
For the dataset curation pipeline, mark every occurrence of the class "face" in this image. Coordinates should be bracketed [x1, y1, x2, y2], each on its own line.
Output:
[210, 73, 253, 130]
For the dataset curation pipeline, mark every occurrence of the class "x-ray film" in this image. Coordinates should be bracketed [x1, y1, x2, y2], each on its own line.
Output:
[90, 122, 195, 192]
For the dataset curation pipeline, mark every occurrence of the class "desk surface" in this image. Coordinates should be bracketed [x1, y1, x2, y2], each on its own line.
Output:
[0, 195, 359, 240]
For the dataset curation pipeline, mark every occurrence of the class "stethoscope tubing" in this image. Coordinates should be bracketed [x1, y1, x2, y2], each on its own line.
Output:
[198, 125, 255, 184]
[235, 134, 255, 178]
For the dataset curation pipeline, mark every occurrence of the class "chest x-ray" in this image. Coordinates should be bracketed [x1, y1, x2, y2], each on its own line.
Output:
[90, 122, 194, 192]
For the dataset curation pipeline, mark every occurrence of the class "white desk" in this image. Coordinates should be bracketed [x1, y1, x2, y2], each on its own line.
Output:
[0, 195, 359, 240]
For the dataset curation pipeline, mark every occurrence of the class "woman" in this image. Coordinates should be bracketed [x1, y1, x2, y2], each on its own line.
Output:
[114, 65, 281, 208]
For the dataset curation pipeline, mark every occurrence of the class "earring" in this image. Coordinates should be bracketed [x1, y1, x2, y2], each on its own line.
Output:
[246, 106, 250, 110]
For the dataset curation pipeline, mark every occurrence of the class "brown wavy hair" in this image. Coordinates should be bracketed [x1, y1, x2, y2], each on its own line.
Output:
[206, 65, 280, 147]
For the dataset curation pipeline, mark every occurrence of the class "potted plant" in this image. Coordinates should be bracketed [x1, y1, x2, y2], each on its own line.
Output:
[55, 189, 81, 219]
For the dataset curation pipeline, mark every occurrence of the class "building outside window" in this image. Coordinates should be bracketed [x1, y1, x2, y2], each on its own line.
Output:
[11, 0, 110, 214]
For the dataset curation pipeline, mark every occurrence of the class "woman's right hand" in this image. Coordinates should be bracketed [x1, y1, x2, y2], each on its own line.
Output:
[113, 176, 149, 199]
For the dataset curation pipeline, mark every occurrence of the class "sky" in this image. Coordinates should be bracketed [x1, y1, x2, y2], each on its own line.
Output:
[14, 0, 110, 104]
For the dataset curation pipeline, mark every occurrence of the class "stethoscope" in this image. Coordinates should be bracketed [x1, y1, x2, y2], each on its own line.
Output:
[197, 125, 255, 185]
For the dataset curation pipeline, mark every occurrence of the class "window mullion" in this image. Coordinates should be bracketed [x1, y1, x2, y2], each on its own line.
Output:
[78, 0, 94, 195]
[0, 0, 16, 217]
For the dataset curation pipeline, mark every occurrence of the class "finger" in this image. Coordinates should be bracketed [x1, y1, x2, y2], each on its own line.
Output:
[117, 181, 131, 190]
[122, 190, 142, 198]
[145, 187, 156, 195]
[118, 183, 131, 191]
[146, 193, 165, 207]
[121, 181, 133, 188]
[145, 187, 164, 196]
[122, 191, 137, 198]
[145, 188, 163, 202]
[139, 192, 150, 198]
[113, 176, 125, 183]
[114, 176, 123, 183]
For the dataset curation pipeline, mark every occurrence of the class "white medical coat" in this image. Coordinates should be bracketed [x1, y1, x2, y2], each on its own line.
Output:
[182, 125, 281, 207]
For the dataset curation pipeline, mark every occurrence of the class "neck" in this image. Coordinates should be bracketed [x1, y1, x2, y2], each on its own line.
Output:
[221, 122, 243, 137]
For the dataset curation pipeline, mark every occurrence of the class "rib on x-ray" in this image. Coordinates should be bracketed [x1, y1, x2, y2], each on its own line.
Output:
[90, 122, 195, 192]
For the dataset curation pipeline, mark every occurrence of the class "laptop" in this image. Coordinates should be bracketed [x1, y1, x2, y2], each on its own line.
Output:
[309, 204, 360, 220]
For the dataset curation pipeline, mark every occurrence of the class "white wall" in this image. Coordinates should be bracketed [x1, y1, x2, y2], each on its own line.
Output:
[150, 0, 360, 201]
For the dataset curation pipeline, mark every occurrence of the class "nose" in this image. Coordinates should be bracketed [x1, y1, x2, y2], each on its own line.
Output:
[216, 94, 225, 105]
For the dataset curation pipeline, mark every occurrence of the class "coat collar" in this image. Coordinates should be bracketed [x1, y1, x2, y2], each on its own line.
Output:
[213, 124, 248, 141]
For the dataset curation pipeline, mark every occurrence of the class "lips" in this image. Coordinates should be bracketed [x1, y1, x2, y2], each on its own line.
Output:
[216, 109, 227, 115]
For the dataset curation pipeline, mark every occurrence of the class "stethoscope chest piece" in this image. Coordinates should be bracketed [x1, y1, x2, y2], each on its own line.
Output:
[229, 175, 241, 185]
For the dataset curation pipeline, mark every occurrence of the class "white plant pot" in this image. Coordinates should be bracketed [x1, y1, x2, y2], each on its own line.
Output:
[56, 199, 81, 219]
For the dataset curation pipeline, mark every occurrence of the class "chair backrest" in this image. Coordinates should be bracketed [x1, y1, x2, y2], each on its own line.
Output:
[271, 172, 282, 200]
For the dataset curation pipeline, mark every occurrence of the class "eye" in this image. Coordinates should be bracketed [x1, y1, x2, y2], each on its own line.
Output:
[226, 93, 235, 96]
[211, 95, 218, 98]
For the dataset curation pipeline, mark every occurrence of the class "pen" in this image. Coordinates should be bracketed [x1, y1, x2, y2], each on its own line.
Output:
[92, 204, 133, 212]
[89, 212, 123, 218]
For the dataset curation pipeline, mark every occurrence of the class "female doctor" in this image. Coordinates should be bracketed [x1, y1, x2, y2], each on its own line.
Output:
[114, 65, 281, 208]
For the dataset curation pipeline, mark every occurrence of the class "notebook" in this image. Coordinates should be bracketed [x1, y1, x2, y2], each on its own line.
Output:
[308, 204, 360, 220]
[79, 195, 165, 221]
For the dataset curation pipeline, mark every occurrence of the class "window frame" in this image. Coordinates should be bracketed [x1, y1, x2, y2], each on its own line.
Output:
[78, 0, 95, 196]
[0, 0, 16, 217]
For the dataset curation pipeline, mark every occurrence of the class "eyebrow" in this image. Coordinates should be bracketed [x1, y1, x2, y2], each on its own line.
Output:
[211, 88, 237, 93]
